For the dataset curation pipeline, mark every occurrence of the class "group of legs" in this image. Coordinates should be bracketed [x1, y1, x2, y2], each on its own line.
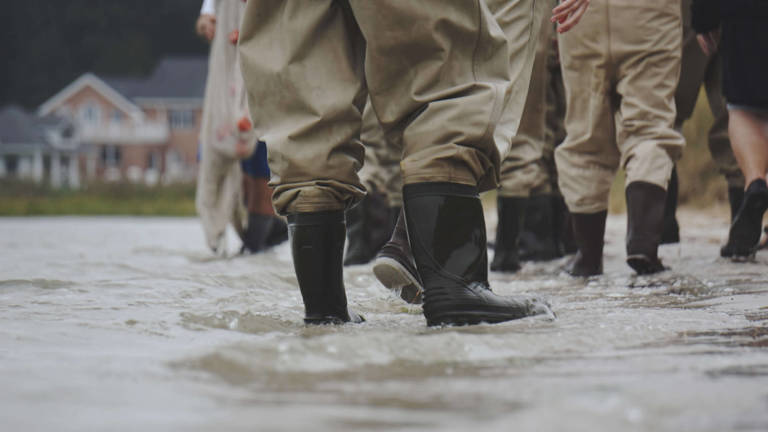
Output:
[233, 0, 765, 327]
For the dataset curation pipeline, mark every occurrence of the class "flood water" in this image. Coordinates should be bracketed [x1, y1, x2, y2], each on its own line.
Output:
[1, 211, 767, 431]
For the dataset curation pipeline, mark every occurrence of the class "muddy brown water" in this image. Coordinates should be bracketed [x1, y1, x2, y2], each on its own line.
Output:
[1, 211, 766, 431]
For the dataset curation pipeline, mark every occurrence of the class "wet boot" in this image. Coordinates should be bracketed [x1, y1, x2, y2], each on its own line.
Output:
[625, 181, 667, 275]
[720, 186, 745, 258]
[490, 196, 527, 273]
[404, 183, 550, 327]
[288, 211, 364, 325]
[518, 194, 561, 261]
[241, 214, 274, 254]
[566, 211, 607, 277]
[343, 192, 392, 266]
[265, 216, 288, 247]
[660, 166, 680, 244]
[553, 195, 577, 255]
[724, 179, 768, 258]
[373, 209, 424, 304]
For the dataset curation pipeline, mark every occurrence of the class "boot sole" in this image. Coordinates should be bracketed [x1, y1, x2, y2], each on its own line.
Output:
[425, 310, 527, 327]
[373, 257, 424, 304]
[626, 254, 667, 275]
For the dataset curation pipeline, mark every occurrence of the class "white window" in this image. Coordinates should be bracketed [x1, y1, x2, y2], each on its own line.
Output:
[80, 101, 102, 125]
[101, 145, 121, 167]
[169, 110, 195, 130]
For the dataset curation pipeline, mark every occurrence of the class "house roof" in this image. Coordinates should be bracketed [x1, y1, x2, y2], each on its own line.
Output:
[123, 56, 208, 100]
[38, 55, 209, 116]
[0, 105, 47, 145]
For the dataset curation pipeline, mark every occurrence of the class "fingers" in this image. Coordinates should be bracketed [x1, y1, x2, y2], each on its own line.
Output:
[552, 0, 588, 23]
[556, 3, 589, 33]
[696, 34, 713, 56]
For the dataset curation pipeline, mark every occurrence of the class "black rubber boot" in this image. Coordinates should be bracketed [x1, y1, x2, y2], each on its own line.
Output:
[660, 166, 680, 244]
[343, 192, 392, 266]
[625, 181, 668, 275]
[553, 195, 577, 255]
[566, 211, 607, 277]
[265, 216, 288, 247]
[373, 209, 424, 304]
[518, 194, 561, 261]
[490, 196, 527, 273]
[724, 179, 768, 258]
[720, 186, 745, 258]
[404, 183, 550, 327]
[288, 211, 364, 325]
[241, 214, 275, 254]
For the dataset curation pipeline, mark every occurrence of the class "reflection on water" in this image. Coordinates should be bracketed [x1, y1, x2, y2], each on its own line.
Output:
[0, 213, 767, 431]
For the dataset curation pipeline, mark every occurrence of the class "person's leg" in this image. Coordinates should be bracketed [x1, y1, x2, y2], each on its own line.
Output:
[352, 0, 550, 325]
[556, 0, 618, 277]
[240, 141, 287, 253]
[613, 0, 684, 275]
[239, 0, 366, 324]
[729, 110, 768, 186]
[723, 109, 768, 257]
[544, 30, 577, 256]
[494, 6, 553, 271]
[345, 100, 402, 265]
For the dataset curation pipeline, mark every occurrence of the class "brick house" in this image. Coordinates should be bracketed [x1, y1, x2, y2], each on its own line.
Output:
[37, 56, 208, 185]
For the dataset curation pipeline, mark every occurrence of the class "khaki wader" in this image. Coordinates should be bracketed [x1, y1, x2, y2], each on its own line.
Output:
[239, 0, 543, 215]
[358, 100, 403, 208]
[358, 0, 548, 209]
[555, 0, 685, 214]
[676, 0, 743, 188]
[498, 6, 554, 198]
[239, 1, 512, 215]
[196, 0, 254, 252]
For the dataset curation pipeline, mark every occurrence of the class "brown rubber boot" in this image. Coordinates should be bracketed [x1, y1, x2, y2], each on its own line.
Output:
[567, 211, 607, 277]
[625, 181, 668, 275]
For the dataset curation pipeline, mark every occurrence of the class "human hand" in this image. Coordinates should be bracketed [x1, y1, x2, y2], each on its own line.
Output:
[551, 0, 590, 34]
[696, 30, 719, 56]
[196, 14, 217, 42]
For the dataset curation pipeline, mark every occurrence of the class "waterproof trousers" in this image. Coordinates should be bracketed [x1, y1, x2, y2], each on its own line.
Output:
[555, 0, 685, 214]
[240, 0, 527, 215]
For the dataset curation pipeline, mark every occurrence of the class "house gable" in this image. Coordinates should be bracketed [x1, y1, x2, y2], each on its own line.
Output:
[38, 73, 144, 122]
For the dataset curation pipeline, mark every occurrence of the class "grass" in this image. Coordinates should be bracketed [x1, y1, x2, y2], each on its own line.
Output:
[0, 180, 196, 216]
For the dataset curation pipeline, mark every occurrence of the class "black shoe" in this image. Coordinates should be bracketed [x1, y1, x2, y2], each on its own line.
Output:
[343, 192, 394, 266]
[721, 186, 746, 257]
[553, 195, 577, 255]
[288, 211, 364, 325]
[723, 179, 768, 258]
[566, 211, 607, 277]
[490, 196, 526, 273]
[265, 216, 288, 247]
[660, 166, 680, 244]
[404, 183, 550, 327]
[518, 195, 561, 261]
[241, 214, 275, 254]
[626, 181, 668, 275]
[373, 209, 424, 304]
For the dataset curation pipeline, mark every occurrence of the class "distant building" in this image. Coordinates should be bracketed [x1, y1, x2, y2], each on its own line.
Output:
[36, 56, 208, 185]
[0, 105, 81, 188]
